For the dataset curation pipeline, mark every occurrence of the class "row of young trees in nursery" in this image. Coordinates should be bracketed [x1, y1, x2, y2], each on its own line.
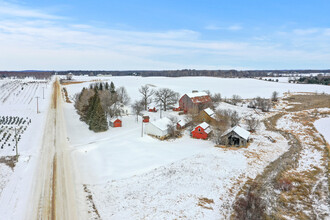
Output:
[74, 82, 130, 132]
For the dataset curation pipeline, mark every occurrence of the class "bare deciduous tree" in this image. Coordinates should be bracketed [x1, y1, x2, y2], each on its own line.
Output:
[246, 116, 260, 132]
[271, 91, 279, 102]
[212, 93, 222, 104]
[154, 88, 179, 111]
[139, 85, 154, 110]
[131, 100, 144, 122]
[167, 116, 181, 138]
[229, 110, 241, 127]
[231, 94, 242, 105]
[116, 86, 130, 105]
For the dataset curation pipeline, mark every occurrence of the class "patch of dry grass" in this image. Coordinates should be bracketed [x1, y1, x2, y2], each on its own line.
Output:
[0, 156, 17, 170]
[198, 197, 214, 210]
[283, 93, 330, 112]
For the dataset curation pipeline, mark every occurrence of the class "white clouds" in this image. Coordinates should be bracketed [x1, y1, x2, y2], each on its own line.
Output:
[205, 24, 242, 31]
[0, 1, 329, 70]
[0, 1, 63, 19]
[293, 28, 319, 35]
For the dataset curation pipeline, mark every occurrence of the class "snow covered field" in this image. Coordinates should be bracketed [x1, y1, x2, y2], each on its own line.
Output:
[0, 77, 53, 220]
[314, 117, 330, 144]
[65, 76, 330, 103]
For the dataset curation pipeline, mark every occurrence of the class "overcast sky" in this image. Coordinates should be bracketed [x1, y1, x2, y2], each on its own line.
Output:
[0, 0, 329, 70]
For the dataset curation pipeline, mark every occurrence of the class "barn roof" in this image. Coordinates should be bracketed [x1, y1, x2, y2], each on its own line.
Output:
[194, 122, 211, 133]
[110, 118, 121, 123]
[186, 92, 211, 104]
[222, 125, 250, 140]
[150, 117, 171, 131]
[177, 119, 187, 127]
[186, 91, 208, 98]
[203, 107, 216, 118]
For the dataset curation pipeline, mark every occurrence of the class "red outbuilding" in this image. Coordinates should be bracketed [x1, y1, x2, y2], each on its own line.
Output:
[110, 118, 122, 127]
[179, 92, 212, 113]
[148, 107, 158, 112]
[191, 122, 212, 139]
[143, 115, 150, 123]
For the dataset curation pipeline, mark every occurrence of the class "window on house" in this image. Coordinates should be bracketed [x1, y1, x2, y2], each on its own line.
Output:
[198, 128, 201, 132]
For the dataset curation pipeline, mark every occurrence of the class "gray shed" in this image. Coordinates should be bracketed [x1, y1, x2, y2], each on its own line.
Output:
[221, 125, 250, 146]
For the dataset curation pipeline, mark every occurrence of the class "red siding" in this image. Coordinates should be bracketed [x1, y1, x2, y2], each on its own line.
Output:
[191, 126, 208, 139]
[113, 119, 122, 127]
[143, 116, 150, 123]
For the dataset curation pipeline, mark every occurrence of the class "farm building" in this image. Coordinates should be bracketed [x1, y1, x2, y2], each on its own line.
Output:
[148, 107, 158, 112]
[191, 122, 212, 139]
[179, 91, 212, 113]
[145, 117, 171, 138]
[172, 106, 181, 111]
[177, 119, 188, 129]
[198, 107, 217, 124]
[143, 115, 150, 123]
[110, 118, 122, 127]
[66, 72, 73, 80]
[221, 125, 250, 146]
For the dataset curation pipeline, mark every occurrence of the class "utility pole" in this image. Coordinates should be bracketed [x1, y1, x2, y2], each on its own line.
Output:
[36, 96, 40, 113]
[141, 118, 144, 137]
[42, 87, 45, 99]
[14, 127, 18, 161]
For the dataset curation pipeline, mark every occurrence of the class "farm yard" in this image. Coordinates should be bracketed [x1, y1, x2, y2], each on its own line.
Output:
[0, 74, 328, 219]
[61, 75, 330, 219]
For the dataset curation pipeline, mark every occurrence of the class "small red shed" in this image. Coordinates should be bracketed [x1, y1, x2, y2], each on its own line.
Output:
[173, 106, 181, 111]
[143, 115, 150, 123]
[110, 118, 122, 127]
[191, 122, 212, 139]
[148, 107, 158, 112]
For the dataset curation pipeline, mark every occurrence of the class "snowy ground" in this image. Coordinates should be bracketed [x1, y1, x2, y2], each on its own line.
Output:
[64, 76, 330, 103]
[62, 76, 305, 219]
[0, 77, 53, 220]
[314, 117, 330, 144]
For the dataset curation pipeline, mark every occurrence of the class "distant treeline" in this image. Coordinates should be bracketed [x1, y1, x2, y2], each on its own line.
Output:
[1, 69, 330, 79]
[0, 71, 53, 79]
[294, 75, 330, 85]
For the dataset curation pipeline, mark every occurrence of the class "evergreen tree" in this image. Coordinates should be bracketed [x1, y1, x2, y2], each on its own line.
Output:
[99, 82, 103, 90]
[85, 88, 108, 132]
[110, 81, 115, 93]
[88, 92, 108, 132]
[105, 82, 109, 90]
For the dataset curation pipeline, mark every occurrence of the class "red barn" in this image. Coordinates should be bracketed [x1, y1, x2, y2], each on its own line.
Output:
[191, 122, 212, 139]
[143, 115, 150, 123]
[179, 92, 212, 113]
[110, 118, 122, 127]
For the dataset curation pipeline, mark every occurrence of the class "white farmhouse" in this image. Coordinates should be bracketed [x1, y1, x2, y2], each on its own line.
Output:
[145, 117, 171, 138]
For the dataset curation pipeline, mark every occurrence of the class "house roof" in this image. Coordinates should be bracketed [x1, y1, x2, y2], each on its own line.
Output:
[150, 117, 172, 131]
[110, 118, 121, 123]
[186, 92, 211, 104]
[186, 91, 208, 98]
[177, 119, 187, 127]
[194, 122, 210, 131]
[204, 127, 212, 134]
[221, 125, 250, 140]
[203, 107, 216, 118]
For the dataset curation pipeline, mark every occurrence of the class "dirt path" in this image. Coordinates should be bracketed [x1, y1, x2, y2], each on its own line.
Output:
[28, 78, 79, 220]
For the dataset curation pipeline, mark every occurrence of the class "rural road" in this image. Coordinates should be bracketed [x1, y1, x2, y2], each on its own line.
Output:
[28, 78, 79, 220]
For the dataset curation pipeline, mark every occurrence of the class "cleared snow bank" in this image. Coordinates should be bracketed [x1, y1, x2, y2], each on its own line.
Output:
[314, 117, 330, 143]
